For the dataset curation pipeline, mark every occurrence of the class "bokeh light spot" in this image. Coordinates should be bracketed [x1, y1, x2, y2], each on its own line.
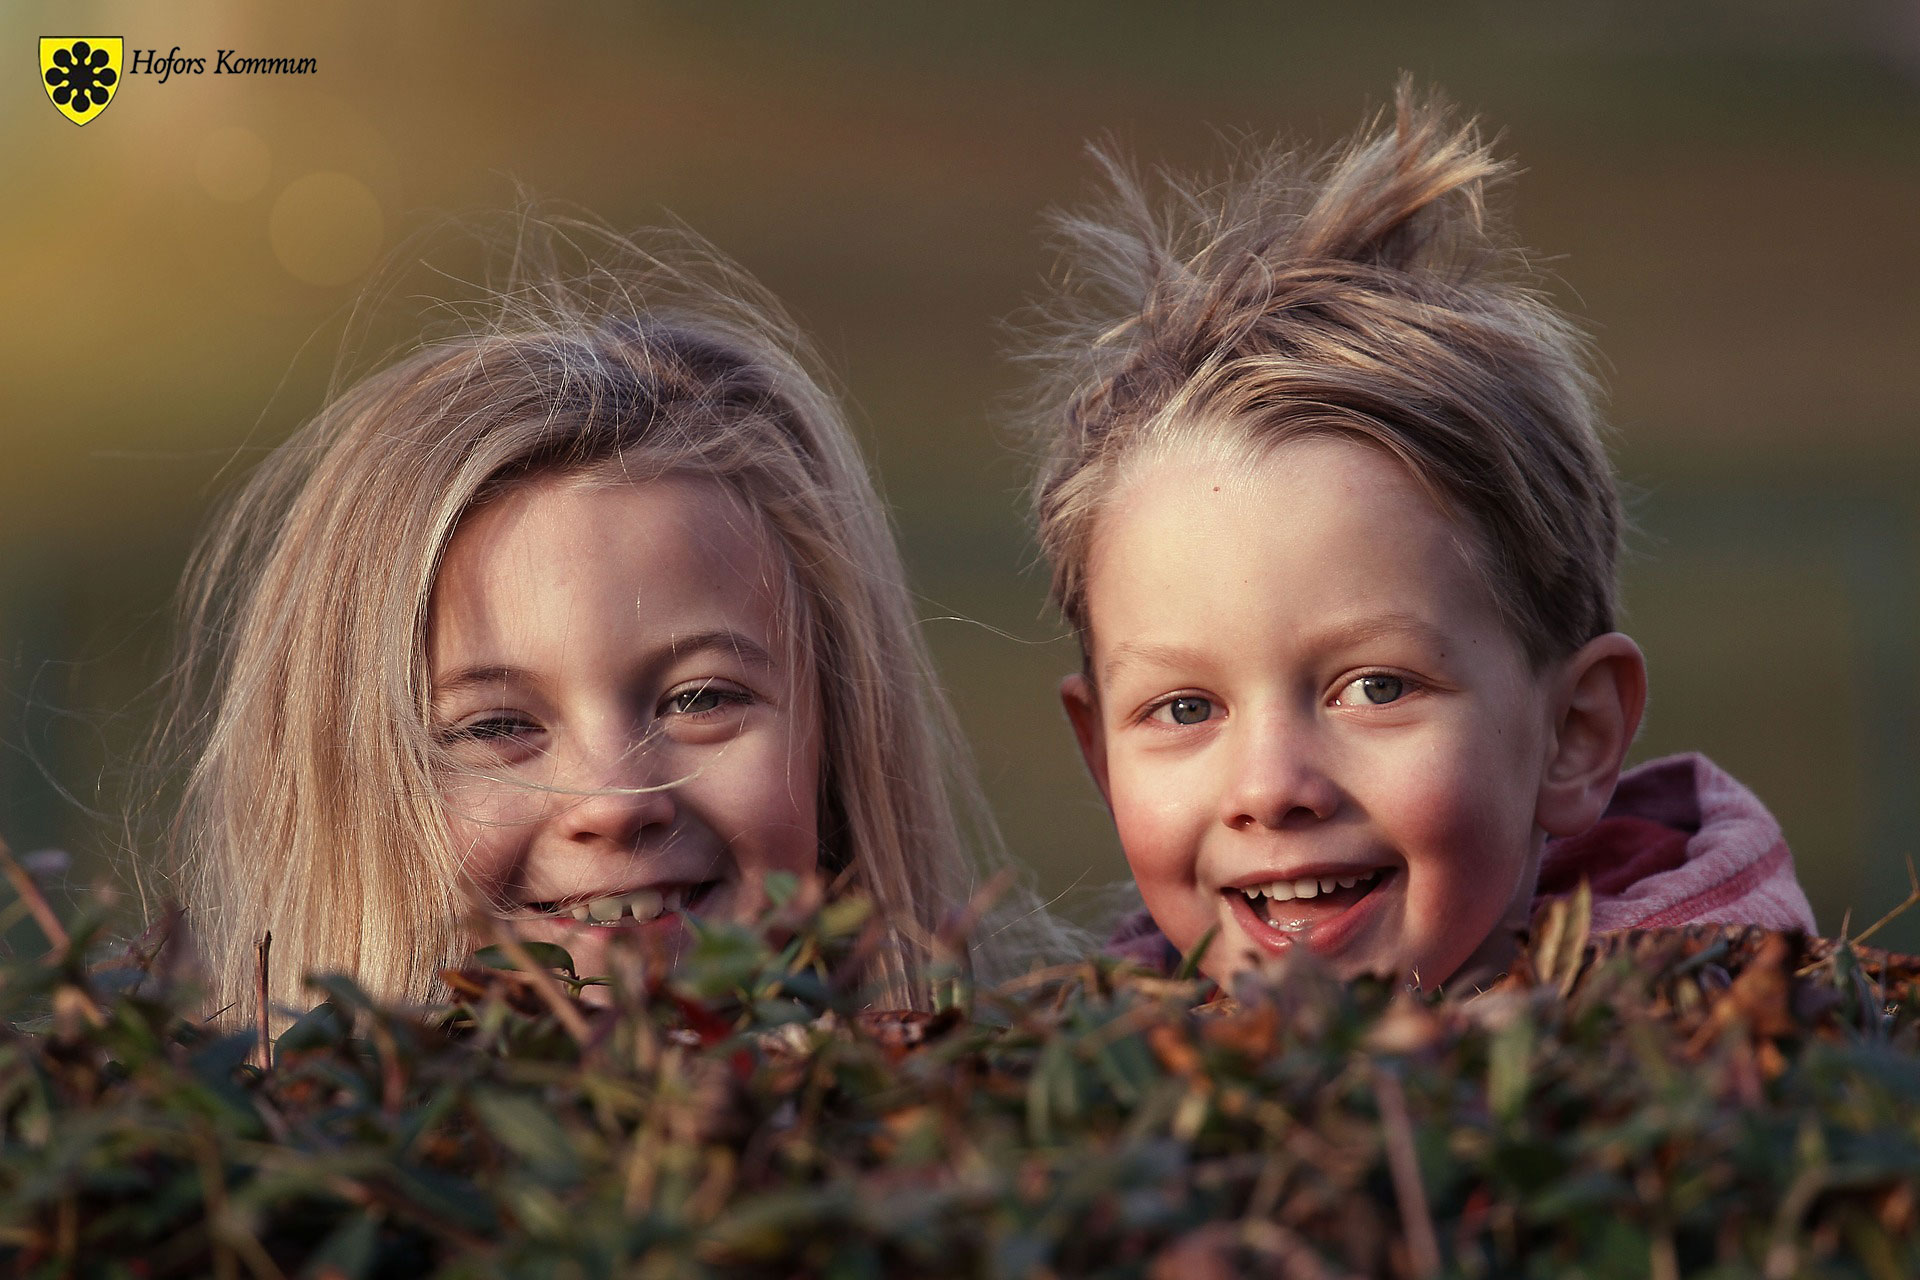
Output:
[268, 172, 383, 287]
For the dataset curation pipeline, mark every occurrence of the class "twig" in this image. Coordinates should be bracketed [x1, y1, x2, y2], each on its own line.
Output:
[1372, 1064, 1441, 1280]
[252, 932, 273, 1073]
[1797, 858, 1920, 977]
[0, 835, 69, 954]
[993, 961, 1105, 996]
[484, 915, 593, 1048]
[193, 1123, 241, 1280]
[1847, 856, 1920, 951]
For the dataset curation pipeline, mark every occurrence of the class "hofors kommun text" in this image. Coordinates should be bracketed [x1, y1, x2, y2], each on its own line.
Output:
[129, 47, 317, 83]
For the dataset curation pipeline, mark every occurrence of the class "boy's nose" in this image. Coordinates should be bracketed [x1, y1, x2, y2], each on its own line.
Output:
[551, 733, 678, 849]
[1220, 718, 1340, 831]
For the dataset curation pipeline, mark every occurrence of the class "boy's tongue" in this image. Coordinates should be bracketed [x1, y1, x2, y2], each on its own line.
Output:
[1246, 878, 1377, 930]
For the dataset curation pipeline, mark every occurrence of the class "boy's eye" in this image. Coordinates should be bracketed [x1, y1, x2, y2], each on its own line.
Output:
[1335, 674, 1406, 706]
[1153, 696, 1215, 726]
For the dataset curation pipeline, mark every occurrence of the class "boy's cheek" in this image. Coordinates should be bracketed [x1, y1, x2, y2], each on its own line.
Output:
[1390, 774, 1538, 980]
[1108, 769, 1215, 953]
[1105, 756, 1205, 872]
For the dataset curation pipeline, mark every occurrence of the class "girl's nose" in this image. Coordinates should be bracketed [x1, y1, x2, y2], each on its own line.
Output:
[1220, 715, 1341, 831]
[553, 734, 678, 849]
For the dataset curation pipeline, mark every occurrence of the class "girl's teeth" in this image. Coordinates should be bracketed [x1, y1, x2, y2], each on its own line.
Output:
[562, 888, 677, 925]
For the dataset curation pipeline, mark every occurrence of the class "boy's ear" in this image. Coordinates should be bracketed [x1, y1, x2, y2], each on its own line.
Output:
[1535, 632, 1649, 838]
[1059, 673, 1112, 808]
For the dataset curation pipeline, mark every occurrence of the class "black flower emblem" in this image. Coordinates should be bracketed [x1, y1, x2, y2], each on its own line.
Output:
[45, 40, 116, 113]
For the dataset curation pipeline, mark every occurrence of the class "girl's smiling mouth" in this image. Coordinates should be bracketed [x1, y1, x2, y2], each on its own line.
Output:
[1224, 866, 1398, 958]
[511, 880, 722, 927]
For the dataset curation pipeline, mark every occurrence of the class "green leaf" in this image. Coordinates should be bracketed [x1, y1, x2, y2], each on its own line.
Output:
[1488, 1015, 1534, 1125]
[471, 941, 577, 978]
[762, 870, 801, 908]
[470, 1087, 582, 1182]
[305, 1210, 380, 1279]
[1174, 925, 1219, 981]
[276, 999, 348, 1053]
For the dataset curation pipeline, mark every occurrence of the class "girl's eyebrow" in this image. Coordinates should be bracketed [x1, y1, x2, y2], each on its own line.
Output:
[433, 630, 777, 702]
[432, 664, 532, 700]
[665, 629, 776, 670]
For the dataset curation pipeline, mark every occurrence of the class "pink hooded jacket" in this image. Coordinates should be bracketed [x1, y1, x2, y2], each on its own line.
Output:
[1105, 751, 1819, 975]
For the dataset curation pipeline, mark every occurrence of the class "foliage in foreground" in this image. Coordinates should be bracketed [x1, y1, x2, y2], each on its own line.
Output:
[1, 861, 1919, 1280]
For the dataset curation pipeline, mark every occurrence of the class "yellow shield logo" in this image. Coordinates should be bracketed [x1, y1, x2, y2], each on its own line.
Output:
[41, 38, 122, 125]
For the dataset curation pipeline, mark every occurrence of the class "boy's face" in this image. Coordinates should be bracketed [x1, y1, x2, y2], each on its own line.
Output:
[1062, 433, 1560, 989]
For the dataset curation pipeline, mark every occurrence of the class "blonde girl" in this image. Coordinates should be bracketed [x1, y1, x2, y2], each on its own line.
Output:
[158, 225, 999, 1023]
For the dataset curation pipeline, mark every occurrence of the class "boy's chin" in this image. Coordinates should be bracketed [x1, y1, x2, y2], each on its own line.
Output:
[1436, 927, 1524, 994]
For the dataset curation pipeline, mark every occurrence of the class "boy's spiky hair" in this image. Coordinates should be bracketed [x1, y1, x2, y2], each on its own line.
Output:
[1027, 78, 1621, 668]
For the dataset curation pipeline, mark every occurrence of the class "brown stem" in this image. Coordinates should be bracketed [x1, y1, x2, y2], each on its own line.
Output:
[0, 835, 70, 955]
[1373, 1064, 1442, 1280]
[253, 932, 273, 1072]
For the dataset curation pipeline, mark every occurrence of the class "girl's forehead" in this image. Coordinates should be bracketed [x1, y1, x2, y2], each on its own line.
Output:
[449, 471, 772, 578]
[427, 473, 802, 670]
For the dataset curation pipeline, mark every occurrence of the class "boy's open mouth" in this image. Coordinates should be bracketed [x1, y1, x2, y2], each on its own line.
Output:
[517, 880, 721, 927]
[1230, 867, 1393, 935]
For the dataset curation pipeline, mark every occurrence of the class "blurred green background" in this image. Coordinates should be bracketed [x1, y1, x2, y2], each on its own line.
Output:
[4, 2, 1918, 950]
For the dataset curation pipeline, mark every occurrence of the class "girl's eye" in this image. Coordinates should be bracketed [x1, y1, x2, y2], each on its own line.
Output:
[1335, 674, 1407, 707]
[1152, 696, 1215, 726]
[666, 684, 749, 717]
[441, 714, 537, 744]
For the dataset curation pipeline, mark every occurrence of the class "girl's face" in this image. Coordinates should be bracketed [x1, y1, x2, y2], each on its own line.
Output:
[1061, 434, 1561, 990]
[427, 472, 821, 979]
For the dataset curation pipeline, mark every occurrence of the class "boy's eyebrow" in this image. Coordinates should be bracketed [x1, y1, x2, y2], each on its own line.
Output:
[1307, 612, 1454, 655]
[1100, 612, 1452, 683]
[431, 630, 777, 701]
[1101, 642, 1210, 684]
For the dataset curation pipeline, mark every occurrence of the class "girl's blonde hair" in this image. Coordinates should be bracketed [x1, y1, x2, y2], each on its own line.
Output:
[160, 223, 994, 1020]
[1027, 80, 1621, 669]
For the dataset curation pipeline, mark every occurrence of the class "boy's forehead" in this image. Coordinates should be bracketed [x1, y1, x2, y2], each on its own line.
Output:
[1103, 433, 1453, 560]
[1087, 435, 1518, 668]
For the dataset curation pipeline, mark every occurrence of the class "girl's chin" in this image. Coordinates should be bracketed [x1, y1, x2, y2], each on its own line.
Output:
[494, 910, 692, 980]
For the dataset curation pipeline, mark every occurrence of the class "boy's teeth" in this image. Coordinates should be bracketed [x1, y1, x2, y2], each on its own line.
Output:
[1244, 868, 1379, 902]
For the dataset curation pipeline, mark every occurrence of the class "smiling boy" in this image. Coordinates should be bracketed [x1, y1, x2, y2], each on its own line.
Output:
[1027, 85, 1816, 988]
